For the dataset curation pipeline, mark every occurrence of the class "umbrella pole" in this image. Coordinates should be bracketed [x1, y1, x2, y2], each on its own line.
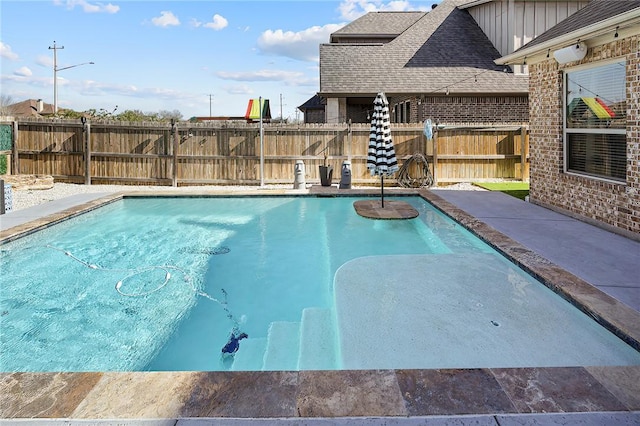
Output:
[381, 175, 384, 208]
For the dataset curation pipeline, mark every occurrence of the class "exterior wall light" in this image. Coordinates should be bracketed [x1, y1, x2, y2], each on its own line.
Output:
[553, 41, 587, 65]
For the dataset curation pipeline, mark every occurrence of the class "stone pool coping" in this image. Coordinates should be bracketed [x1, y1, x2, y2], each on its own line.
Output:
[1, 188, 639, 419]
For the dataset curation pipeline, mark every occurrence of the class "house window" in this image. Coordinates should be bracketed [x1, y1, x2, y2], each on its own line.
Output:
[564, 60, 626, 182]
[394, 101, 411, 123]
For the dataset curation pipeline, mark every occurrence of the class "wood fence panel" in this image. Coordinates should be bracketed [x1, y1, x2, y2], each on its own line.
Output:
[7, 120, 529, 186]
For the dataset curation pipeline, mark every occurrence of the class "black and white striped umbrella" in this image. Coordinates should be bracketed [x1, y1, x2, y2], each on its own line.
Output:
[367, 92, 398, 207]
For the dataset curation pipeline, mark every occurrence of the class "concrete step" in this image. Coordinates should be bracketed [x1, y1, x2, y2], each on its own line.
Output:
[262, 321, 300, 371]
[298, 307, 338, 370]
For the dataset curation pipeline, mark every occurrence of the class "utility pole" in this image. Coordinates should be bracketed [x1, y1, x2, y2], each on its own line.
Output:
[280, 93, 283, 122]
[48, 41, 93, 114]
[208, 94, 214, 117]
[48, 41, 64, 114]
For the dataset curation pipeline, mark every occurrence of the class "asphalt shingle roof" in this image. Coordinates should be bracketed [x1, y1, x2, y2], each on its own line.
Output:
[319, 0, 528, 97]
[331, 11, 425, 37]
[522, 0, 640, 50]
[298, 94, 324, 110]
[6, 99, 54, 117]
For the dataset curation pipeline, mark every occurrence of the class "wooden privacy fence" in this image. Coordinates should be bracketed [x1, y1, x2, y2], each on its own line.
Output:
[0, 119, 529, 186]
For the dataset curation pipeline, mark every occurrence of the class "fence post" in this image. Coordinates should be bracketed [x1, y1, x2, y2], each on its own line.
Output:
[83, 117, 91, 185]
[520, 125, 527, 181]
[0, 178, 4, 214]
[432, 129, 438, 186]
[347, 119, 352, 161]
[171, 119, 178, 187]
[11, 121, 18, 175]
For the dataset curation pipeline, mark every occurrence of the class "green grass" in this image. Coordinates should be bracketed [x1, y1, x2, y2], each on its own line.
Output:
[0, 155, 6, 175]
[473, 181, 529, 200]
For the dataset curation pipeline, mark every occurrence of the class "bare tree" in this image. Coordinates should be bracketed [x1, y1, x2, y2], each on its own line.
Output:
[0, 94, 15, 116]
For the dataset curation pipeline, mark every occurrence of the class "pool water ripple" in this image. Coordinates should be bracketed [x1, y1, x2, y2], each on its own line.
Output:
[1, 196, 638, 372]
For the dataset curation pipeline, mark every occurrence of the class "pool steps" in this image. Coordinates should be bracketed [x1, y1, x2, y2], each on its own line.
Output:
[231, 307, 338, 371]
[413, 218, 452, 253]
[263, 321, 301, 370]
[230, 338, 267, 371]
[299, 307, 338, 370]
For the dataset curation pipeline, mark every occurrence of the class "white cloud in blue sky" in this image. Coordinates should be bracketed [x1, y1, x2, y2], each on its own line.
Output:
[151, 11, 180, 27]
[257, 24, 344, 62]
[0, 42, 19, 61]
[14, 67, 32, 77]
[53, 0, 120, 14]
[204, 14, 229, 30]
[338, 0, 423, 20]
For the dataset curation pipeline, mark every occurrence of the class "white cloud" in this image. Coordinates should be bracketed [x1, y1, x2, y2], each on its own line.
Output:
[0, 42, 19, 61]
[216, 70, 317, 87]
[36, 55, 54, 68]
[217, 69, 303, 82]
[53, 0, 119, 14]
[224, 84, 253, 95]
[257, 23, 343, 62]
[204, 14, 228, 31]
[338, 0, 425, 21]
[77, 80, 196, 102]
[14, 66, 32, 77]
[152, 11, 180, 28]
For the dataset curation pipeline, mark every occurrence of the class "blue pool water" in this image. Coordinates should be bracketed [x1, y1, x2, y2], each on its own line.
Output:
[1, 196, 639, 372]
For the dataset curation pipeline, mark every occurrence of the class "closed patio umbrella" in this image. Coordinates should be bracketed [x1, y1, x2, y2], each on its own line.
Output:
[367, 92, 398, 207]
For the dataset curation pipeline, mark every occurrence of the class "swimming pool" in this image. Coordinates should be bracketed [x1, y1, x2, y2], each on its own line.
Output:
[1, 196, 639, 372]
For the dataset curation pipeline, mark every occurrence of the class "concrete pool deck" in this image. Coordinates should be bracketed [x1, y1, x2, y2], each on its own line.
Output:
[1, 186, 639, 424]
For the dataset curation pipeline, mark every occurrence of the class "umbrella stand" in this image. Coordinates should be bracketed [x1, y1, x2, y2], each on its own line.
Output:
[381, 175, 384, 208]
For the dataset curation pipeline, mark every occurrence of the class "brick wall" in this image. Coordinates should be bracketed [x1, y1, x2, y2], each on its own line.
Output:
[303, 109, 325, 124]
[392, 95, 529, 124]
[528, 36, 640, 237]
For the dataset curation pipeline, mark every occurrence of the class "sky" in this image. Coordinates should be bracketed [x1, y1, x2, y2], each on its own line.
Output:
[1, 0, 437, 121]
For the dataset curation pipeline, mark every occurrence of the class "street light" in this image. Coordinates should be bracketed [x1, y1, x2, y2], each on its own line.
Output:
[48, 41, 94, 114]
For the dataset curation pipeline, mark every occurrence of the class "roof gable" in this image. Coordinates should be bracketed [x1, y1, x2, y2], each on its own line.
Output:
[320, 0, 527, 96]
[405, 7, 503, 70]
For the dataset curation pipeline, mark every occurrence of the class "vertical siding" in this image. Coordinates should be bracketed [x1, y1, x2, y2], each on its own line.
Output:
[545, 3, 559, 31]
[468, 1, 590, 58]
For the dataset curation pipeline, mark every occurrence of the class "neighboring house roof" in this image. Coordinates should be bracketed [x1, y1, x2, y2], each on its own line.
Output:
[298, 94, 325, 111]
[319, 0, 528, 97]
[330, 11, 425, 41]
[497, 0, 640, 65]
[6, 99, 54, 117]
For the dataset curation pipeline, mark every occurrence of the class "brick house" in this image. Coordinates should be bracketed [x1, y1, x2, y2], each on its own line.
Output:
[318, 0, 589, 124]
[497, 1, 640, 237]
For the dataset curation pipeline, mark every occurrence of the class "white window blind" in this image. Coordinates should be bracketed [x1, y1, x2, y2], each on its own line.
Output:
[564, 60, 627, 181]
